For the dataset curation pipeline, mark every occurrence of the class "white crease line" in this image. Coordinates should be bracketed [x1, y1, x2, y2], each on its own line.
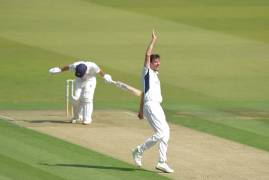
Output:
[123, 111, 137, 117]
[0, 114, 15, 121]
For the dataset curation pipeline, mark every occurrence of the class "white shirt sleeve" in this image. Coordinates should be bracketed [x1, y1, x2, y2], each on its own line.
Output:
[141, 66, 150, 92]
[86, 62, 100, 74]
[142, 66, 149, 77]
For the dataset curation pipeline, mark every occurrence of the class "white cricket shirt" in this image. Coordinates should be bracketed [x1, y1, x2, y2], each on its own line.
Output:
[142, 66, 162, 103]
[69, 61, 100, 80]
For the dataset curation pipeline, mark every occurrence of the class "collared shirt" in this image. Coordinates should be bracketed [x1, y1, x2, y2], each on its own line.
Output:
[142, 66, 162, 103]
[69, 61, 100, 80]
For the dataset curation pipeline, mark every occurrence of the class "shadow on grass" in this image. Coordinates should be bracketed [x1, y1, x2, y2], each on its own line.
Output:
[41, 163, 150, 172]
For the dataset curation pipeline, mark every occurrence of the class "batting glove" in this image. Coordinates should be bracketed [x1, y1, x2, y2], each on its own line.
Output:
[49, 67, 61, 75]
[103, 74, 113, 83]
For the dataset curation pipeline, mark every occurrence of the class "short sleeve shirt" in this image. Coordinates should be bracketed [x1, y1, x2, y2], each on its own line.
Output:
[141, 66, 162, 103]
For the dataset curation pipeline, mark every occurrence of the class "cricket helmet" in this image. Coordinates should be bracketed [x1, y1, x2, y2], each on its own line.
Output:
[75, 63, 87, 78]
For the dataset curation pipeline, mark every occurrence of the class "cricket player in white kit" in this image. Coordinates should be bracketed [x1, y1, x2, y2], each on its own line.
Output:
[132, 30, 174, 173]
[49, 61, 113, 125]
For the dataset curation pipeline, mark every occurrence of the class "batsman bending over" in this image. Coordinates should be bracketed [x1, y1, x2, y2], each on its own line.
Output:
[49, 61, 113, 125]
[132, 30, 174, 173]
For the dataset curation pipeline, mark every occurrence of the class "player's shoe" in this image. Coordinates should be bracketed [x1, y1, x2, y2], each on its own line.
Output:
[83, 119, 92, 125]
[132, 146, 142, 167]
[156, 162, 174, 173]
[71, 118, 82, 124]
[71, 119, 77, 123]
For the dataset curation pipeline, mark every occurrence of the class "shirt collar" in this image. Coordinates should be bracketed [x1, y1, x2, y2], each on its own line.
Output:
[149, 67, 159, 75]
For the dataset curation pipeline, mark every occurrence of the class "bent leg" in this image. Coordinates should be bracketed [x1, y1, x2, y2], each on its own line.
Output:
[82, 101, 93, 124]
[140, 134, 160, 153]
[81, 78, 96, 124]
[142, 102, 170, 162]
[72, 79, 83, 120]
[156, 106, 170, 163]
[158, 126, 170, 163]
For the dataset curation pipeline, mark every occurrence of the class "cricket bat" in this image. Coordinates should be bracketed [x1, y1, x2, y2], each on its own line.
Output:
[111, 80, 142, 97]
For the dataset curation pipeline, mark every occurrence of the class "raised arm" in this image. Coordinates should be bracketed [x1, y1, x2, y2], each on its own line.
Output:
[144, 30, 157, 68]
[49, 65, 69, 74]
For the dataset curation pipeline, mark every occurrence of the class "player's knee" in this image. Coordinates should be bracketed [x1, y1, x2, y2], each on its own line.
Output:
[163, 132, 170, 143]
[158, 130, 170, 143]
[154, 132, 166, 141]
[152, 134, 161, 142]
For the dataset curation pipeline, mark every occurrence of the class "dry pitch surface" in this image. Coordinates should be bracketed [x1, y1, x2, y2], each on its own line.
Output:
[1, 110, 269, 180]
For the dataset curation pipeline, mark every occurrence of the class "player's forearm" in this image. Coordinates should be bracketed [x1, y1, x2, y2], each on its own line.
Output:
[145, 38, 156, 57]
[138, 93, 144, 119]
[144, 30, 157, 67]
[139, 93, 144, 112]
[98, 69, 113, 83]
[98, 69, 105, 77]
[144, 40, 156, 67]
[49, 65, 68, 75]
[61, 65, 69, 72]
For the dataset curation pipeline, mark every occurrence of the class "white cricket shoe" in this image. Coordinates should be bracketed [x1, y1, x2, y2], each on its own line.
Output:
[83, 119, 92, 125]
[71, 119, 77, 124]
[132, 146, 142, 167]
[71, 118, 82, 124]
[156, 162, 174, 173]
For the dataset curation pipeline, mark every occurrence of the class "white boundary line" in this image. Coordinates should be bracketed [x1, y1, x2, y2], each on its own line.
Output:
[0, 114, 15, 121]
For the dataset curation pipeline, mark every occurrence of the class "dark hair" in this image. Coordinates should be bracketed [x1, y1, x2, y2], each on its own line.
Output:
[150, 54, 160, 63]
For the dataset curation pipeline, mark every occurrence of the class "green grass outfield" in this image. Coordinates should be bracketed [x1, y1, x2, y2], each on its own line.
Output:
[0, 119, 168, 180]
[0, 0, 269, 162]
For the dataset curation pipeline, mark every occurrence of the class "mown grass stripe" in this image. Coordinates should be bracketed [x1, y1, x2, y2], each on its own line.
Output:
[0, 119, 169, 180]
[170, 115, 269, 152]
[0, 153, 65, 180]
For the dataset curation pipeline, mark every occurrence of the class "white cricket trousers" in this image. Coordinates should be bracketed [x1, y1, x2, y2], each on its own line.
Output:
[139, 101, 170, 163]
[72, 77, 96, 123]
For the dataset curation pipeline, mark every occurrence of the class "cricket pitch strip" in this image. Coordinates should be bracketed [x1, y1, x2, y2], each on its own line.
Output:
[1, 110, 269, 180]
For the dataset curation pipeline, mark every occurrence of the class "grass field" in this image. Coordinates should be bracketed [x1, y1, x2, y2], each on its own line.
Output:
[0, 119, 168, 179]
[0, 0, 269, 177]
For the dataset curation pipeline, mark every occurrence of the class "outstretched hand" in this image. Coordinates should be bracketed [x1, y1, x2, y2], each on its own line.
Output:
[103, 74, 113, 84]
[49, 67, 61, 75]
[152, 29, 157, 41]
